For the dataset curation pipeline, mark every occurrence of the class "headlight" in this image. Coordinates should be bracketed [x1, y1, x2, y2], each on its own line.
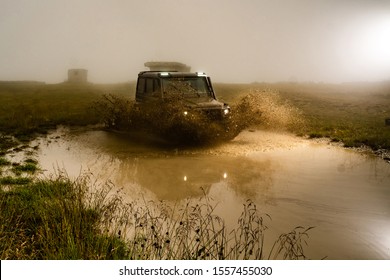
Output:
[223, 108, 230, 115]
[183, 111, 188, 116]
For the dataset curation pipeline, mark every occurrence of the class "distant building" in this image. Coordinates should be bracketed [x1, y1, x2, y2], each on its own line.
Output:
[144, 61, 191, 72]
[68, 69, 88, 83]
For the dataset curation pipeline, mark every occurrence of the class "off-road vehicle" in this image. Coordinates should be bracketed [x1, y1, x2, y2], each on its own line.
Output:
[135, 71, 230, 120]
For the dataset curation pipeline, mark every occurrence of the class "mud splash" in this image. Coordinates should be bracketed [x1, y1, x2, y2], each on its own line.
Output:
[93, 89, 304, 146]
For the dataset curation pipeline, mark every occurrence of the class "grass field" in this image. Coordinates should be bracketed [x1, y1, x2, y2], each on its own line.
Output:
[1, 80, 389, 150]
[215, 81, 390, 150]
[0, 82, 133, 141]
[1, 79, 389, 259]
[274, 82, 390, 150]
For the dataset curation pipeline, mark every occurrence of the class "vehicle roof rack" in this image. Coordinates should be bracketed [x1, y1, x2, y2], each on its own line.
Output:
[144, 61, 191, 72]
[139, 70, 179, 75]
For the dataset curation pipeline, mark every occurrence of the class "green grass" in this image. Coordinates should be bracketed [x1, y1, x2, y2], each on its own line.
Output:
[0, 82, 133, 141]
[0, 156, 38, 178]
[12, 162, 38, 174]
[0, 157, 11, 166]
[0, 135, 18, 155]
[0, 173, 313, 260]
[0, 176, 32, 185]
[274, 83, 390, 150]
[0, 175, 127, 259]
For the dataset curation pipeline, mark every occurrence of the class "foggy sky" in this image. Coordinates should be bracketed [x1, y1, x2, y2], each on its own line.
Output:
[1, 0, 390, 84]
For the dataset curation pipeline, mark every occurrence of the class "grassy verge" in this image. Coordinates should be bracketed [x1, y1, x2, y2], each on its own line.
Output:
[271, 83, 390, 150]
[0, 82, 133, 142]
[0, 173, 312, 260]
[0, 175, 126, 259]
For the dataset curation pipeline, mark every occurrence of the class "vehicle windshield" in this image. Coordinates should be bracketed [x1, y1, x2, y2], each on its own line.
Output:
[162, 77, 212, 98]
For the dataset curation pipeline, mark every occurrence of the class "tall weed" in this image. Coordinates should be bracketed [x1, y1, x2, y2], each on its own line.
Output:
[0, 173, 313, 260]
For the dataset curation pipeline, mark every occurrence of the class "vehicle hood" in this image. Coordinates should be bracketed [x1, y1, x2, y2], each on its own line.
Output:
[184, 97, 225, 109]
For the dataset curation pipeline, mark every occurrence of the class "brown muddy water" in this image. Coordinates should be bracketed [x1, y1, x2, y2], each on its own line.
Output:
[34, 127, 390, 260]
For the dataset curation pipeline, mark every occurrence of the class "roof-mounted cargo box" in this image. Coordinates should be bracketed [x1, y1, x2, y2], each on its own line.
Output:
[144, 61, 191, 72]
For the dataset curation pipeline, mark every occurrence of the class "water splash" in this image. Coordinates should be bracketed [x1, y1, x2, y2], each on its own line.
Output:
[94, 89, 304, 146]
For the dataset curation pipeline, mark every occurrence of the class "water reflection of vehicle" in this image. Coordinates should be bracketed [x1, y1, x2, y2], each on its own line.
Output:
[131, 156, 273, 201]
[133, 157, 227, 200]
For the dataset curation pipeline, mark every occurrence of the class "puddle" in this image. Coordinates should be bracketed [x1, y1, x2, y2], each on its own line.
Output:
[34, 127, 390, 259]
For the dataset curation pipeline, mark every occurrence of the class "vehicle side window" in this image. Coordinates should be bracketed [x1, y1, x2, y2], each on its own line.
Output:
[153, 79, 160, 92]
[146, 78, 154, 93]
[136, 77, 161, 101]
[137, 78, 145, 93]
[145, 78, 160, 96]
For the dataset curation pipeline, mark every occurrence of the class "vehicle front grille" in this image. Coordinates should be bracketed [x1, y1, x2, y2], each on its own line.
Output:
[202, 109, 223, 120]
